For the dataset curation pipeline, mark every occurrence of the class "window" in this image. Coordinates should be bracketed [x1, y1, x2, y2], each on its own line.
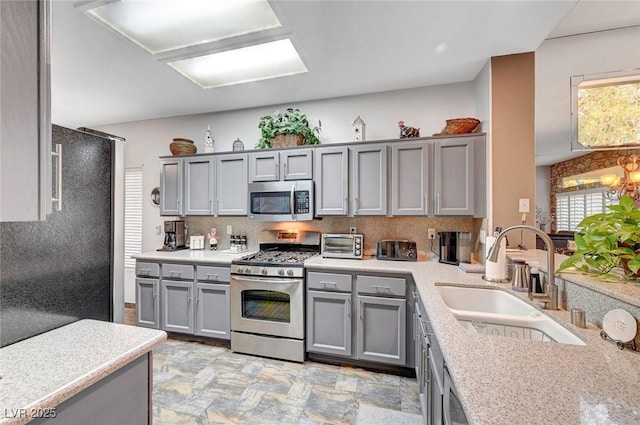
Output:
[556, 189, 616, 232]
[571, 70, 640, 152]
[125, 167, 143, 269]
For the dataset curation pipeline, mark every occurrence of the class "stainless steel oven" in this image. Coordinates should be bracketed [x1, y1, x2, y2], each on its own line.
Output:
[230, 230, 320, 362]
[248, 180, 313, 221]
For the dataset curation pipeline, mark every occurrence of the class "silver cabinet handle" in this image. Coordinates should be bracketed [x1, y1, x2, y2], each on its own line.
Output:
[170, 271, 182, 277]
[344, 197, 348, 214]
[188, 286, 192, 303]
[436, 193, 440, 213]
[209, 199, 213, 214]
[206, 273, 219, 280]
[320, 281, 337, 287]
[372, 285, 391, 292]
[290, 184, 296, 219]
[360, 300, 364, 320]
[424, 193, 428, 215]
[51, 143, 62, 211]
[283, 161, 287, 178]
[152, 284, 157, 300]
[347, 297, 351, 318]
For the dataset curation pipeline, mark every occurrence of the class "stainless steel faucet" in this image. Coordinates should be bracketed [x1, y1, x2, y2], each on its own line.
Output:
[486, 225, 559, 310]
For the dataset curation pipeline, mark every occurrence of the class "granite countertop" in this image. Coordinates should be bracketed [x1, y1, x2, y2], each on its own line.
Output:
[0, 320, 166, 425]
[132, 249, 254, 264]
[305, 255, 640, 425]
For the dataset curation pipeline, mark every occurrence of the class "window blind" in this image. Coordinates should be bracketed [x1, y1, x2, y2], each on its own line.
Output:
[125, 167, 143, 269]
[555, 189, 616, 232]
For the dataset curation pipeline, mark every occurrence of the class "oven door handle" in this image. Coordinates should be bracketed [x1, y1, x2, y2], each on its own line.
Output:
[232, 275, 301, 285]
[290, 184, 296, 220]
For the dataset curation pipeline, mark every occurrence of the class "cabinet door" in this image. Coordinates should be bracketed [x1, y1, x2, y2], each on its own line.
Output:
[356, 295, 406, 365]
[135, 278, 159, 329]
[160, 280, 194, 334]
[249, 151, 279, 182]
[314, 147, 349, 216]
[429, 347, 444, 425]
[434, 139, 474, 216]
[216, 153, 248, 215]
[282, 149, 313, 180]
[307, 290, 352, 357]
[195, 283, 230, 340]
[160, 158, 183, 216]
[352, 144, 387, 216]
[184, 156, 214, 215]
[0, 0, 51, 222]
[391, 141, 430, 216]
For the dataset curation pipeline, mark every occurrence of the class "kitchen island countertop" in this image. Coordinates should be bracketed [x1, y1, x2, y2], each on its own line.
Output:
[0, 320, 166, 425]
[305, 255, 640, 425]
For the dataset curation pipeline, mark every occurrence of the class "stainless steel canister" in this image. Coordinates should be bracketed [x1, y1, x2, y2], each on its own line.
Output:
[511, 260, 530, 292]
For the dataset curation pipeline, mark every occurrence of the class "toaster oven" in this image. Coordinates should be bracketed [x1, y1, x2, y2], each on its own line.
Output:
[321, 234, 363, 259]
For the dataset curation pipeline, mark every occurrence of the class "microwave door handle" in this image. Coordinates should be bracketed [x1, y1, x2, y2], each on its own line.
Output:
[290, 184, 296, 219]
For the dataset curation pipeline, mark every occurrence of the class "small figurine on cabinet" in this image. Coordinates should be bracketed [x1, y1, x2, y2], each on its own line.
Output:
[204, 125, 215, 153]
[352, 116, 366, 142]
[207, 228, 218, 251]
[398, 120, 420, 138]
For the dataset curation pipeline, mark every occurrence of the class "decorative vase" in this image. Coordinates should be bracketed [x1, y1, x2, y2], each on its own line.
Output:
[271, 133, 304, 148]
[170, 138, 196, 155]
[204, 125, 215, 153]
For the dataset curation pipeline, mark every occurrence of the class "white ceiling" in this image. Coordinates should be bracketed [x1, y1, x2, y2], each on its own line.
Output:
[50, 0, 638, 163]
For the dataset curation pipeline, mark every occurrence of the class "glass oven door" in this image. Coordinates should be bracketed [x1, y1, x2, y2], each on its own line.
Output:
[230, 275, 304, 339]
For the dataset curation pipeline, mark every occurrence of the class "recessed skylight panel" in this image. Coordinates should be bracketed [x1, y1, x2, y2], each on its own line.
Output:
[87, 0, 282, 54]
[168, 39, 308, 89]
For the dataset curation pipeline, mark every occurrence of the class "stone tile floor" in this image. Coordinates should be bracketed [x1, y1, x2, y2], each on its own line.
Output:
[151, 338, 422, 425]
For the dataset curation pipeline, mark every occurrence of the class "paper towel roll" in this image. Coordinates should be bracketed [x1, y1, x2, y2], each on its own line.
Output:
[485, 236, 508, 280]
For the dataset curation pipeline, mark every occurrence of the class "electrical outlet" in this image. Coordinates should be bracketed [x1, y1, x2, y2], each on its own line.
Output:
[480, 230, 486, 244]
[428, 228, 436, 240]
[155, 225, 161, 236]
[226, 225, 232, 235]
[350, 227, 357, 235]
[518, 198, 530, 213]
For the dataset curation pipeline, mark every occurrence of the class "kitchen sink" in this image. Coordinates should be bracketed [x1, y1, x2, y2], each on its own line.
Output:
[436, 284, 585, 346]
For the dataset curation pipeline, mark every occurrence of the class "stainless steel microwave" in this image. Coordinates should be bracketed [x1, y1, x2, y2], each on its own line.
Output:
[321, 234, 363, 259]
[248, 181, 314, 221]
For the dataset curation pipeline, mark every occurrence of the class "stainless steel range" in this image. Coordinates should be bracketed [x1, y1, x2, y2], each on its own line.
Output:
[230, 230, 320, 362]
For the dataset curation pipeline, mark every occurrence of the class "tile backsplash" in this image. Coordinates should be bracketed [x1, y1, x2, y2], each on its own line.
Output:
[186, 216, 481, 261]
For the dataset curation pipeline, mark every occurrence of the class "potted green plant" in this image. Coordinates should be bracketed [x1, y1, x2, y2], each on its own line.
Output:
[256, 108, 321, 149]
[558, 195, 640, 279]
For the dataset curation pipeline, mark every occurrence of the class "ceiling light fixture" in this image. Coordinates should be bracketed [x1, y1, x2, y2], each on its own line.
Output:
[85, 0, 281, 54]
[167, 39, 307, 89]
[601, 154, 640, 201]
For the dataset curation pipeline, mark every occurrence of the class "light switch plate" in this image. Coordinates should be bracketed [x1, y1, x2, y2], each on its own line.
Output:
[226, 225, 232, 235]
[518, 198, 530, 213]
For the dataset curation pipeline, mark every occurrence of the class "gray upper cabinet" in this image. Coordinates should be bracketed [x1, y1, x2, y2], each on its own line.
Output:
[391, 141, 430, 216]
[281, 149, 313, 180]
[184, 156, 215, 215]
[434, 138, 475, 216]
[216, 153, 248, 215]
[352, 144, 388, 216]
[249, 149, 313, 182]
[160, 158, 183, 216]
[315, 147, 349, 216]
[1, 0, 51, 222]
[249, 151, 279, 182]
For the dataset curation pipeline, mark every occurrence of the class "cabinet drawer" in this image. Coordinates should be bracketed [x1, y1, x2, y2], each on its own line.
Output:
[196, 265, 230, 283]
[135, 262, 159, 278]
[307, 271, 352, 292]
[357, 275, 406, 297]
[161, 263, 194, 280]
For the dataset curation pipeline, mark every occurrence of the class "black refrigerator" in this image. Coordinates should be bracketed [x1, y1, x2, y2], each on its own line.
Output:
[0, 125, 124, 347]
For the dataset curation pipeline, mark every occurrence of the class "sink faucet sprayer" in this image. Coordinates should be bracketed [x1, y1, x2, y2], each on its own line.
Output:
[486, 225, 559, 310]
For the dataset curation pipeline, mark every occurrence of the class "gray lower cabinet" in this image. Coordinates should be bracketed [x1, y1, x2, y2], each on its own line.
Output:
[135, 278, 159, 329]
[195, 282, 230, 339]
[351, 144, 388, 216]
[0, 0, 51, 222]
[307, 290, 352, 356]
[160, 280, 194, 334]
[216, 153, 248, 215]
[184, 156, 215, 215]
[356, 295, 406, 365]
[314, 146, 349, 216]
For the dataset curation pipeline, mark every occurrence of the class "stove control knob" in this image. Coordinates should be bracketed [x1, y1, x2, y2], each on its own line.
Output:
[261, 268, 268, 275]
[287, 269, 294, 276]
[278, 269, 285, 276]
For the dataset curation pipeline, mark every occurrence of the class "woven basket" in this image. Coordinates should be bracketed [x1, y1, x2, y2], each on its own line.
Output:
[170, 139, 197, 155]
[271, 133, 304, 148]
[433, 118, 480, 136]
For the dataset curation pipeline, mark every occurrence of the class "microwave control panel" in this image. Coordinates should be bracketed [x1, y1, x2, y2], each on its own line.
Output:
[295, 191, 309, 214]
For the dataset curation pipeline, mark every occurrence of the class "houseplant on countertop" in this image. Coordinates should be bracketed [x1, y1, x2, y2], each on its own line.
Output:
[256, 108, 321, 149]
[558, 195, 640, 279]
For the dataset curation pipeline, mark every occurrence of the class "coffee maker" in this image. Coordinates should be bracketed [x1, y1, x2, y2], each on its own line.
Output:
[160, 220, 186, 251]
[438, 231, 471, 265]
